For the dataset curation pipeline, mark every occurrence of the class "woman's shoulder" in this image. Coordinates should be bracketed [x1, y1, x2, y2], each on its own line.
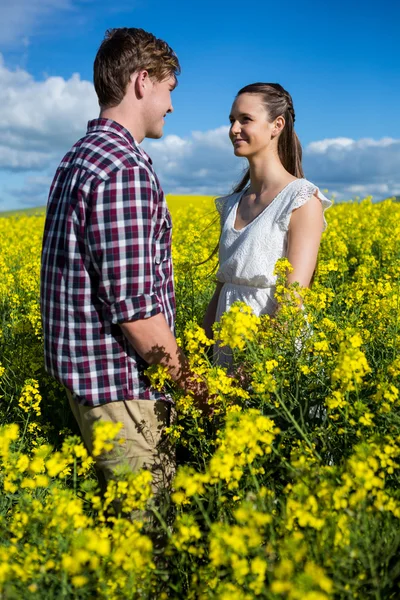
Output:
[277, 178, 333, 232]
[290, 178, 332, 209]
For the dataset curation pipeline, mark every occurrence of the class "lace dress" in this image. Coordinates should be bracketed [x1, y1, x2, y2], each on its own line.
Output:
[214, 178, 332, 365]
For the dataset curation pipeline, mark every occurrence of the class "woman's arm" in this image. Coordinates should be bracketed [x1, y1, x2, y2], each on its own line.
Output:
[203, 281, 224, 339]
[286, 193, 324, 289]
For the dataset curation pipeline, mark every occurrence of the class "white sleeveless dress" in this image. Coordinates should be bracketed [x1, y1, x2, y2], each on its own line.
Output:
[214, 178, 332, 364]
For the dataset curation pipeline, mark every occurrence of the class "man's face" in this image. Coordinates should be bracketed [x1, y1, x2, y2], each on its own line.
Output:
[144, 74, 176, 139]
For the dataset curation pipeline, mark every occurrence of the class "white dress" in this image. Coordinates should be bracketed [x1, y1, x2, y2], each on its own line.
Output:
[214, 178, 332, 364]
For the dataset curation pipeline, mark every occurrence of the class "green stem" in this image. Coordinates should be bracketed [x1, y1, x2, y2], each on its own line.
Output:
[18, 412, 31, 451]
[276, 389, 322, 461]
[151, 504, 171, 538]
[193, 494, 212, 529]
[73, 457, 77, 495]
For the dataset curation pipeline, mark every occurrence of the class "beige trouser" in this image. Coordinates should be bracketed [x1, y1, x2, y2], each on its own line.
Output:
[66, 390, 176, 499]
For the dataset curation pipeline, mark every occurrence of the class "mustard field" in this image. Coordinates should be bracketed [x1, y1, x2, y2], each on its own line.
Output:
[1, 196, 400, 599]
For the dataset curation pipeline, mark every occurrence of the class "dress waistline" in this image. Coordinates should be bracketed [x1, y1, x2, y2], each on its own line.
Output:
[219, 281, 275, 291]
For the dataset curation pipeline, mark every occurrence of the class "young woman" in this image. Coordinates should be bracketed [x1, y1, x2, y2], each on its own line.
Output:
[203, 82, 332, 365]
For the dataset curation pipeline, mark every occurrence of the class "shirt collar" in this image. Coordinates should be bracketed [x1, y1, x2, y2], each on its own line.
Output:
[86, 118, 152, 164]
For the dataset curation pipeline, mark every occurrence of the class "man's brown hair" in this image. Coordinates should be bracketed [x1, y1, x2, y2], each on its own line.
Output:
[93, 28, 181, 108]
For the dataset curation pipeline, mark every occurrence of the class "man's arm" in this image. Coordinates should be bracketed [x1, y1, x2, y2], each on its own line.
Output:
[88, 166, 207, 403]
[120, 314, 189, 387]
[121, 315, 208, 407]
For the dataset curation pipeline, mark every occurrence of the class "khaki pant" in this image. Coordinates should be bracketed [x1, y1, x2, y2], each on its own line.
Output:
[66, 390, 176, 498]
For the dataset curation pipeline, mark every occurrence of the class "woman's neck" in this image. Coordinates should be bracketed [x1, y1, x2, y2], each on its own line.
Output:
[247, 151, 293, 195]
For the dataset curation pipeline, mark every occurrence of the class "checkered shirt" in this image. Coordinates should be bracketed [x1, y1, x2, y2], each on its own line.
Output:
[40, 118, 175, 406]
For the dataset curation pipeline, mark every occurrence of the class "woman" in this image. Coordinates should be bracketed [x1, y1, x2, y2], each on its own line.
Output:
[203, 83, 332, 364]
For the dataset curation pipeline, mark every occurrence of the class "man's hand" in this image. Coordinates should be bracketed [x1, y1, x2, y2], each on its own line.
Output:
[120, 314, 211, 414]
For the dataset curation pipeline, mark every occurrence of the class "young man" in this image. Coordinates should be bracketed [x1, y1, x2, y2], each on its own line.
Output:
[40, 28, 206, 496]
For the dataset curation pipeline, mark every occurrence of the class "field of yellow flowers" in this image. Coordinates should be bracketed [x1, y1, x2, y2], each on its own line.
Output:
[1, 195, 400, 599]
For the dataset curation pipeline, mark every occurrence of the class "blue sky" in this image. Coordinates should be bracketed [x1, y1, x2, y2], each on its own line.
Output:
[0, 0, 399, 210]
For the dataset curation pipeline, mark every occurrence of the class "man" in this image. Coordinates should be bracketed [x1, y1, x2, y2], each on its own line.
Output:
[40, 27, 205, 496]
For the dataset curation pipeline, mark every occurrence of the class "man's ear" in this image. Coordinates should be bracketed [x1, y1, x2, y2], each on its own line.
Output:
[133, 70, 150, 99]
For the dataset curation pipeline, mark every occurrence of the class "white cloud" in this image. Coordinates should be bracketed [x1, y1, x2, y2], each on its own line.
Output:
[144, 133, 400, 200]
[142, 126, 245, 195]
[0, 0, 135, 46]
[0, 56, 97, 208]
[4, 174, 53, 207]
[0, 57, 399, 210]
[303, 137, 400, 198]
[307, 138, 355, 153]
[0, 55, 97, 155]
[0, 147, 52, 171]
[0, 0, 72, 45]
[0, 54, 97, 178]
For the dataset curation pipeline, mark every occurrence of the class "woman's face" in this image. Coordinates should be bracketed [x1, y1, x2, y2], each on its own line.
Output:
[229, 93, 275, 158]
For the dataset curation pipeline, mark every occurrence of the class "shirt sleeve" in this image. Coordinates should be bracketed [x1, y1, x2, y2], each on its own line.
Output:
[87, 166, 163, 324]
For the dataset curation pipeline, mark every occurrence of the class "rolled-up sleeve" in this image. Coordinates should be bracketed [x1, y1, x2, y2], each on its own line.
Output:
[87, 166, 162, 324]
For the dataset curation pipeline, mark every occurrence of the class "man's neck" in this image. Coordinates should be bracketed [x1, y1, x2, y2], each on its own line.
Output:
[99, 106, 145, 143]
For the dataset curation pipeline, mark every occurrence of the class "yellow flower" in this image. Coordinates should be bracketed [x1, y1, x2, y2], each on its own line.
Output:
[215, 302, 259, 351]
[71, 575, 88, 587]
[171, 514, 202, 551]
[332, 332, 371, 392]
[92, 420, 123, 457]
[18, 379, 42, 416]
[16, 454, 29, 473]
[274, 257, 294, 277]
[359, 412, 374, 426]
[0, 423, 19, 461]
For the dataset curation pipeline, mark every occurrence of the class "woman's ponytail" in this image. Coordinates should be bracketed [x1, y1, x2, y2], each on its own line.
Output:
[277, 109, 304, 178]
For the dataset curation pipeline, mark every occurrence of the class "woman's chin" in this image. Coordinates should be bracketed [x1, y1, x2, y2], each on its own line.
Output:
[233, 146, 247, 156]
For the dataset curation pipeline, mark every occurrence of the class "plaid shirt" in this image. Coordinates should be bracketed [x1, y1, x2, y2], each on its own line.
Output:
[40, 119, 175, 406]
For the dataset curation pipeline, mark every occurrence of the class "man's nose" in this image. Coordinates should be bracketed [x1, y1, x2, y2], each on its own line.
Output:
[167, 104, 173, 114]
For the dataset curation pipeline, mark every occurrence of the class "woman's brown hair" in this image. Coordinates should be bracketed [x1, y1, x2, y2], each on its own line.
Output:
[233, 82, 304, 192]
[200, 83, 305, 267]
